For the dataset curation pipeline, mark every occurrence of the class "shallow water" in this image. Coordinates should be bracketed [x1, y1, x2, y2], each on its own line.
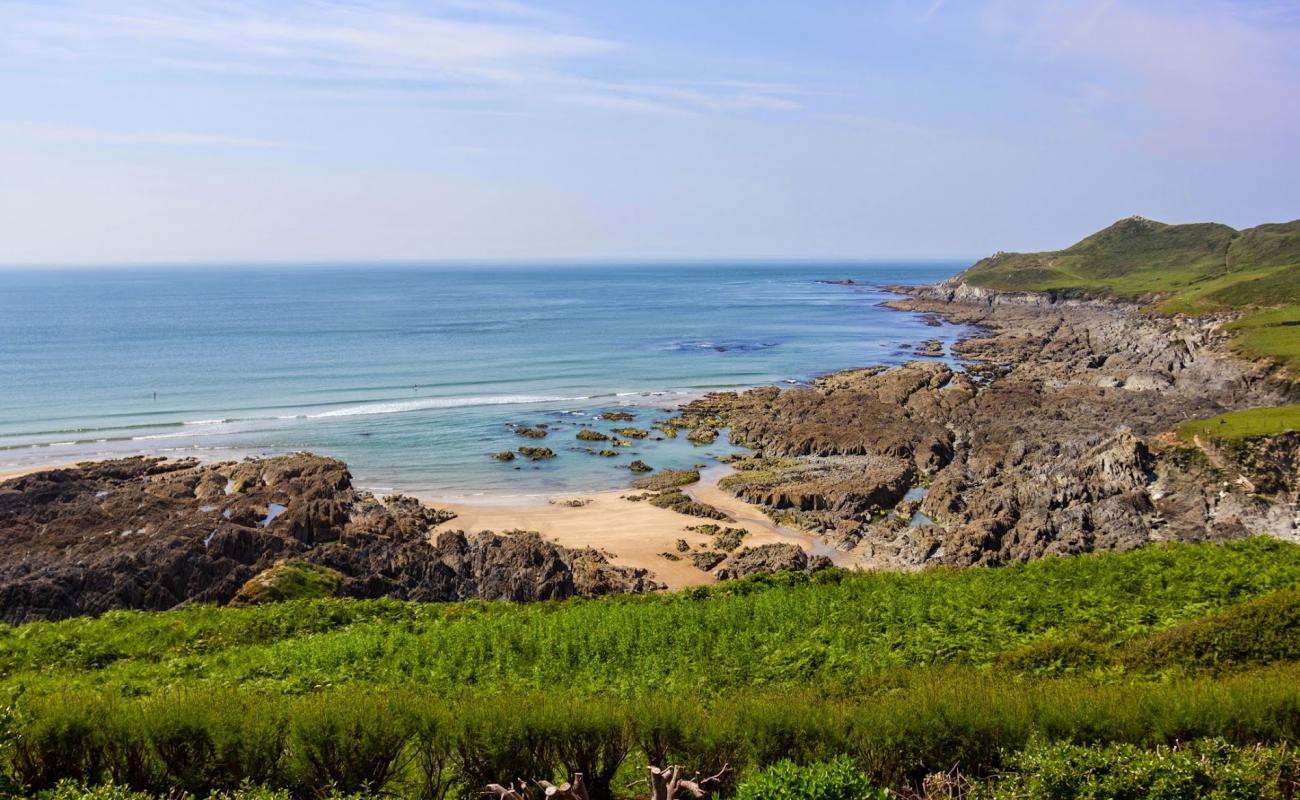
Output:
[0, 262, 967, 494]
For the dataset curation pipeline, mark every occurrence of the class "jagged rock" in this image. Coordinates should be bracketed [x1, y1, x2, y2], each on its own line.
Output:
[646, 489, 732, 520]
[577, 429, 609, 441]
[613, 427, 650, 439]
[0, 454, 660, 623]
[689, 551, 727, 571]
[692, 283, 1294, 569]
[710, 526, 747, 552]
[715, 543, 826, 580]
[916, 339, 944, 357]
[687, 427, 719, 445]
[517, 447, 556, 461]
[629, 460, 653, 473]
[632, 469, 700, 491]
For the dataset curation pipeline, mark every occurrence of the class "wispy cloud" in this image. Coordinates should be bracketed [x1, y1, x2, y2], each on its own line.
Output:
[0, 0, 807, 115]
[967, 0, 1300, 157]
[0, 121, 285, 148]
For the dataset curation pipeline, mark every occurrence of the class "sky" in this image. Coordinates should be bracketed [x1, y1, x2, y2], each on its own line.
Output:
[0, 0, 1297, 265]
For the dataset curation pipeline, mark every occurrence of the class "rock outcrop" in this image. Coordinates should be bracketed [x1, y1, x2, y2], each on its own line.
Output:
[0, 454, 659, 623]
[714, 543, 831, 580]
[685, 284, 1298, 568]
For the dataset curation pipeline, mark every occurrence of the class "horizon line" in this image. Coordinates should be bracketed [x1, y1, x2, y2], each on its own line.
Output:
[0, 256, 977, 271]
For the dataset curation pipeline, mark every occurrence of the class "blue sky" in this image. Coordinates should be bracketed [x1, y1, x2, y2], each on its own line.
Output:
[1, 0, 1297, 264]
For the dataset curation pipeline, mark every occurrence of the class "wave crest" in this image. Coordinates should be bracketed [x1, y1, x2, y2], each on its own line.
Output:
[307, 394, 589, 419]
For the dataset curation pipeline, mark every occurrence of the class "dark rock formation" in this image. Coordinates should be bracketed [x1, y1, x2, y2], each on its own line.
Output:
[631, 469, 700, 491]
[714, 544, 829, 580]
[0, 454, 659, 623]
[686, 286, 1298, 568]
[613, 427, 650, 439]
[688, 551, 726, 571]
[517, 447, 556, 461]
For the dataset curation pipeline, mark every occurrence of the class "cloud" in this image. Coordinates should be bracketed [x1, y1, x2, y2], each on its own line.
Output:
[0, 0, 808, 115]
[0, 121, 285, 149]
[969, 0, 1300, 158]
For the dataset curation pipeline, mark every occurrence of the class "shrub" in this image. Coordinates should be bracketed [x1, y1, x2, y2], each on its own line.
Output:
[287, 691, 410, 795]
[143, 692, 287, 793]
[1123, 587, 1300, 672]
[450, 694, 557, 792]
[8, 694, 106, 791]
[734, 756, 886, 800]
[548, 698, 633, 800]
[981, 738, 1300, 800]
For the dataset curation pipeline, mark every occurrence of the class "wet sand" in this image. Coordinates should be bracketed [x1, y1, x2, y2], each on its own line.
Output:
[0, 462, 82, 482]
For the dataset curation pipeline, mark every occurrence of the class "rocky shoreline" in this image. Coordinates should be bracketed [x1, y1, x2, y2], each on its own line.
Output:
[0, 455, 659, 624]
[2, 279, 1296, 622]
[672, 281, 1298, 567]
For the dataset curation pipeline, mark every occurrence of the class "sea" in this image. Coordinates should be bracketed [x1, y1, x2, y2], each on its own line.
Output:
[0, 262, 968, 499]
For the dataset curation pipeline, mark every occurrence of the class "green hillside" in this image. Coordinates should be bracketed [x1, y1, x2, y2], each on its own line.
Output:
[958, 216, 1300, 373]
[4, 539, 1300, 798]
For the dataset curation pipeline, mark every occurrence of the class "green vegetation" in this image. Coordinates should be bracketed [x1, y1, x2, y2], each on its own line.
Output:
[1227, 304, 1300, 373]
[981, 738, 1300, 800]
[959, 216, 1300, 373]
[1176, 404, 1300, 443]
[229, 561, 343, 606]
[959, 216, 1298, 311]
[5, 540, 1300, 798]
[733, 757, 885, 800]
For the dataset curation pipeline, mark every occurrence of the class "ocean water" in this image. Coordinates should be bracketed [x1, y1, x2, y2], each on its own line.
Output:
[0, 263, 967, 497]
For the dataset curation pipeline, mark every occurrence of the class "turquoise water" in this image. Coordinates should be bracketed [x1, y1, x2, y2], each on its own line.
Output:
[0, 263, 966, 497]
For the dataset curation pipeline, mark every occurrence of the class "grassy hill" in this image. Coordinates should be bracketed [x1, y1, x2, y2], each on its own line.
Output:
[3, 539, 1300, 798]
[959, 215, 1300, 382]
[958, 216, 1300, 311]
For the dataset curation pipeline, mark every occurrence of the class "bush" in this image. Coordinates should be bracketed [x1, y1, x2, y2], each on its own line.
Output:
[8, 694, 106, 791]
[734, 757, 886, 800]
[1124, 587, 1300, 672]
[287, 692, 410, 795]
[981, 738, 1300, 800]
[142, 692, 287, 793]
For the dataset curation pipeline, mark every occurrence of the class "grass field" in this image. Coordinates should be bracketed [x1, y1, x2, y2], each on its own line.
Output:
[3, 539, 1300, 798]
[1177, 403, 1300, 443]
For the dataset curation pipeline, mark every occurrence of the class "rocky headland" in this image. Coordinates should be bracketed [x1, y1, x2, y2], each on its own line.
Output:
[672, 276, 1298, 568]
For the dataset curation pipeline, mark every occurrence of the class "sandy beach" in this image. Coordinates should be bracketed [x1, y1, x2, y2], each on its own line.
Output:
[430, 468, 844, 589]
[0, 462, 83, 482]
[1, 457, 840, 590]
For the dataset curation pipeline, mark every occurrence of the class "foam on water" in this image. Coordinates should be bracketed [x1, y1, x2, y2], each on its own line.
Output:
[307, 394, 590, 419]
